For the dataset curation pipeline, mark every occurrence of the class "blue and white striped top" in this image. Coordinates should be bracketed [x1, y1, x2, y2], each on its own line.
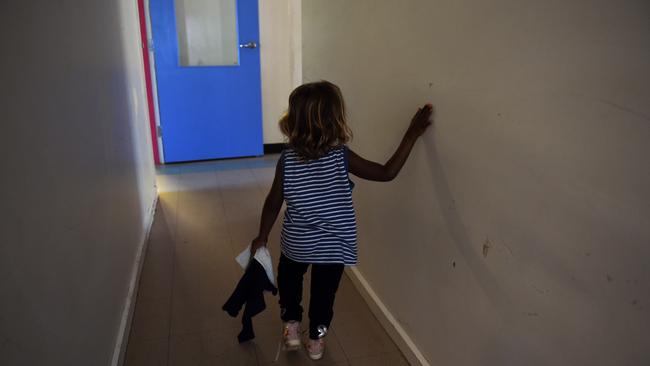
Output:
[280, 146, 358, 265]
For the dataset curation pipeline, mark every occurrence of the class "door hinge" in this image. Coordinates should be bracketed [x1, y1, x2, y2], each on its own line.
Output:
[156, 125, 163, 137]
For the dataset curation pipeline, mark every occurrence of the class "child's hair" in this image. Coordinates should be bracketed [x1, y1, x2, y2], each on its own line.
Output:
[279, 81, 352, 160]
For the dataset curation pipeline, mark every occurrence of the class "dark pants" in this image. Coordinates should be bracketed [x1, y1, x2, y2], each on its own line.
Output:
[277, 253, 344, 340]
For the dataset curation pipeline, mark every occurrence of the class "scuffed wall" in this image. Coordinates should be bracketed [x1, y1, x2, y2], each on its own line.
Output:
[0, 0, 157, 365]
[303, 1, 650, 365]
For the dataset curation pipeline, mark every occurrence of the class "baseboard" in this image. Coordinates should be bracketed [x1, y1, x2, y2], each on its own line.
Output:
[110, 194, 159, 366]
[263, 143, 286, 154]
[344, 267, 432, 366]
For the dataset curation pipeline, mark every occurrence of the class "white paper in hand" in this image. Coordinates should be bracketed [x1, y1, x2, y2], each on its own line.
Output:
[236, 245, 276, 286]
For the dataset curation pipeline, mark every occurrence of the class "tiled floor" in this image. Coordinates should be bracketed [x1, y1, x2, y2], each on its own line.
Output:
[124, 154, 408, 366]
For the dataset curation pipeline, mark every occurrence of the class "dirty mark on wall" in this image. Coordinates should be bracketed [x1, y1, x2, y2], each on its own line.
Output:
[482, 238, 491, 258]
[596, 98, 650, 123]
[529, 283, 548, 295]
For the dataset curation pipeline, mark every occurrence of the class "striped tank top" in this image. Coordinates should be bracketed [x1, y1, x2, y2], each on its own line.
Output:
[280, 146, 358, 265]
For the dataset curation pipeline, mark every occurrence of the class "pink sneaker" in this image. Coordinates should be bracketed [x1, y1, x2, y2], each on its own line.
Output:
[283, 321, 301, 350]
[306, 338, 325, 360]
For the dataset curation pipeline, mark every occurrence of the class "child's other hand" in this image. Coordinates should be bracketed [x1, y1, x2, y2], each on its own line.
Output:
[408, 103, 434, 138]
[250, 236, 267, 256]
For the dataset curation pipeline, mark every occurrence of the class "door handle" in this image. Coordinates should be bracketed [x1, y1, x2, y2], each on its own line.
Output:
[239, 42, 258, 49]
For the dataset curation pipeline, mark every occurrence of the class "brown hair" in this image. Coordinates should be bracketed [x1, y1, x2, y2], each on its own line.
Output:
[279, 81, 352, 160]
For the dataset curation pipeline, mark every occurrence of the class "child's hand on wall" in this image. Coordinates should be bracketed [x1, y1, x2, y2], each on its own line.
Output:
[408, 103, 434, 138]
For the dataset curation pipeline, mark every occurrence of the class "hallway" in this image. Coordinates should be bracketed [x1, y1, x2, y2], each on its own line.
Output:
[124, 155, 408, 366]
[3, 1, 649, 365]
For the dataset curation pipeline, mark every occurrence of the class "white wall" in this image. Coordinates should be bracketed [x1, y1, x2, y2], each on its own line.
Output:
[0, 0, 157, 365]
[303, 1, 650, 365]
[259, 0, 301, 144]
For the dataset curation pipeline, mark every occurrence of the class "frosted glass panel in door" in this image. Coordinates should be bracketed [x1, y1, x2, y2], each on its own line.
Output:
[175, 0, 239, 66]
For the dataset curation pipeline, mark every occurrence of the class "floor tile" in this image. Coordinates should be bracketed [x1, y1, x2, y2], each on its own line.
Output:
[332, 310, 399, 359]
[137, 262, 173, 303]
[170, 293, 239, 336]
[168, 332, 258, 366]
[347, 352, 410, 366]
[129, 299, 171, 341]
[124, 338, 169, 366]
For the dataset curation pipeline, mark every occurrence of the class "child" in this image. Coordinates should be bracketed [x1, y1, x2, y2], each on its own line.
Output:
[250, 81, 432, 360]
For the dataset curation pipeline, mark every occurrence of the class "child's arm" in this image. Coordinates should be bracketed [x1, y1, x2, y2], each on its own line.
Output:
[348, 104, 433, 182]
[251, 158, 284, 254]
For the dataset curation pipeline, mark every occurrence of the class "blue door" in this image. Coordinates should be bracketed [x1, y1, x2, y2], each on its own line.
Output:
[150, 0, 263, 162]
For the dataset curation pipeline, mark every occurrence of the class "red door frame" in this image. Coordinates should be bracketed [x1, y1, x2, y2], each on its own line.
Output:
[137, 0, 161, 165]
